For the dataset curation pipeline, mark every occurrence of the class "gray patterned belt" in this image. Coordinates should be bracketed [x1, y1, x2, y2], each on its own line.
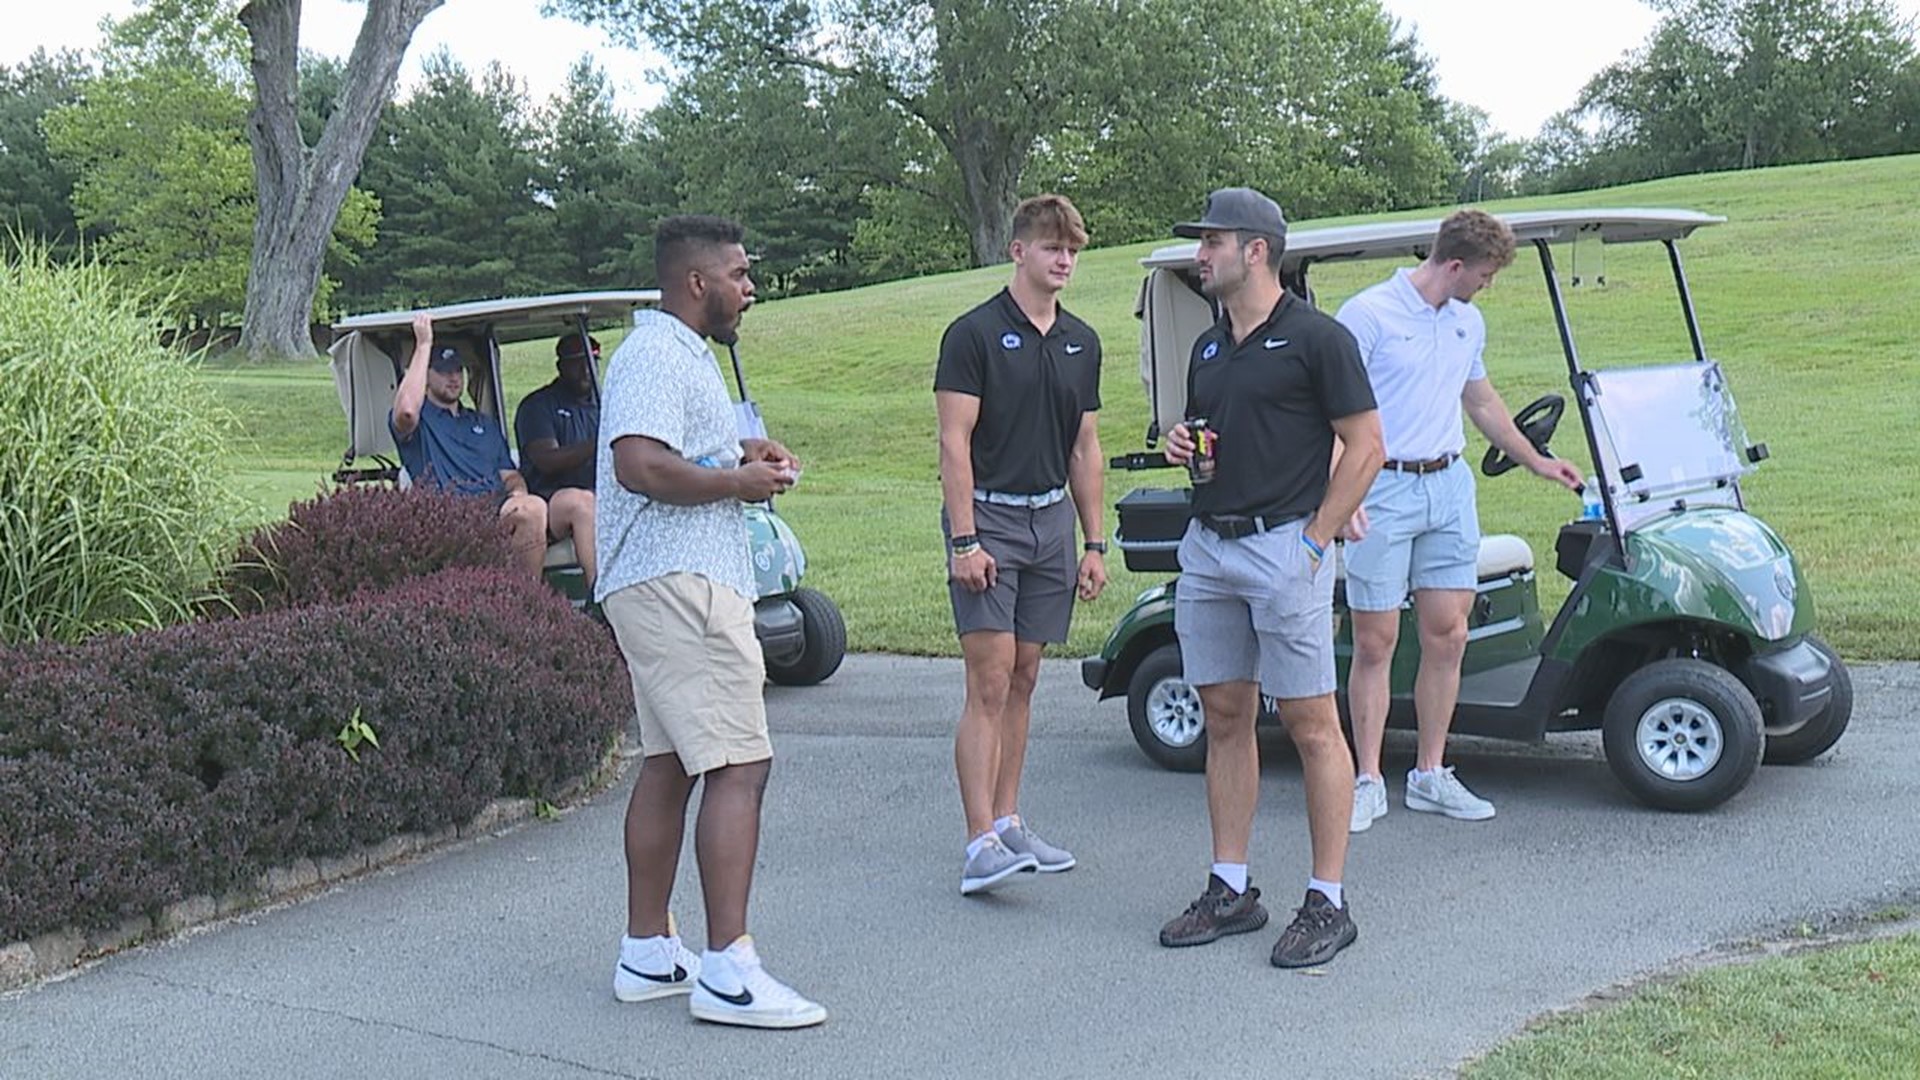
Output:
[974, 487, 1067, 508]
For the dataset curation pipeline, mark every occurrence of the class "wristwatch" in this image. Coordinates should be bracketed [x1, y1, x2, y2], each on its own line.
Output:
[1083, 540, 1108, 554]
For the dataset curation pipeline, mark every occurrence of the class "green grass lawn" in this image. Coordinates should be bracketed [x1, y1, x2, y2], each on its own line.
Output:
[205, 153, 1920, 659]
[1465, 930, 1920, 1079]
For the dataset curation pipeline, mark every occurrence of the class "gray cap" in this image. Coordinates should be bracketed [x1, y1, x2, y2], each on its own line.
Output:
[1173, 187, 1288, 240]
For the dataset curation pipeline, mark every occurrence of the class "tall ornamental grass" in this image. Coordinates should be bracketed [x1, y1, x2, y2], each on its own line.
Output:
[0, 240, 240, 644]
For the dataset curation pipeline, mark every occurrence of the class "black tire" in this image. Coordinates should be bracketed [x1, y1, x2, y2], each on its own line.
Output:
[1126, 643, 1208, 772]
[1601, 659, 1764, 812]
[765, 587, 846, 686]
[1762, 636, 1853, 765]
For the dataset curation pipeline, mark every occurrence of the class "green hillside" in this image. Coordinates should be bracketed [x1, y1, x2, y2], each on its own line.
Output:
[202, 154, 1920, 659]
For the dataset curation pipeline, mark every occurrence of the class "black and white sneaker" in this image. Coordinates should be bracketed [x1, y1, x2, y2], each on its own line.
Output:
[689, 936, 827, 1029]
[613, 917, 700, 1003]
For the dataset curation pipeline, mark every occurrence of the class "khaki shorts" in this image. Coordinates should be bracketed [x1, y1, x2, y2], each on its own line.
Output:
[602, 573, 771, 776]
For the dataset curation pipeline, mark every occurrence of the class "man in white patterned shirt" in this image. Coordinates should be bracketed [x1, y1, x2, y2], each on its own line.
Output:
[596, 215, 824, 1029]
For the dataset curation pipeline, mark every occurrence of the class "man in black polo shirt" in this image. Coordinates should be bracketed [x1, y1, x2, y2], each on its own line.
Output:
[1156, 188, 1385, 968]
[514, 332, 601, 587]
[935, 194, 1107, 896]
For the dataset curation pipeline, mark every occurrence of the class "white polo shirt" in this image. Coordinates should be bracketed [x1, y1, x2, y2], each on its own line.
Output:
[1335, 268, 1486, 461]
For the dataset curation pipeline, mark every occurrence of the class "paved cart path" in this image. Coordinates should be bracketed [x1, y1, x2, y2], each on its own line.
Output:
[7, 657, 1917, 1080]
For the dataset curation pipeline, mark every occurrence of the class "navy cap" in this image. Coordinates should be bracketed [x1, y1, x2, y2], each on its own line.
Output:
[427, 345, 463, 373]
[1173, 187, 1289, 241]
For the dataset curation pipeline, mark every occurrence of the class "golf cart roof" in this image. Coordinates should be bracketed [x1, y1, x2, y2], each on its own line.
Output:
[1140, 209, 1724, 273]
[332, 290, 661, 345]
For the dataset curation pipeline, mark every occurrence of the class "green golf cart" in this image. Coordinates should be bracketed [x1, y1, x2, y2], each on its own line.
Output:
[328, 291, 846, 686]
[1080, 210, 1849, 811]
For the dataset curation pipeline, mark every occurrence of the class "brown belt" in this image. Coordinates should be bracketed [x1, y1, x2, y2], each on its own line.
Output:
[1380, 454, 1459, 475]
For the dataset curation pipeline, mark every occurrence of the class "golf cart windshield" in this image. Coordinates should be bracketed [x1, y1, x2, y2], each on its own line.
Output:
[1586, 361, 1754, 530]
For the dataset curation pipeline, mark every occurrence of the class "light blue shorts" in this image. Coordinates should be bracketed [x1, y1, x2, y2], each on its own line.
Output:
[1343, 457, 1481, 612]
[1173, 517, 1336, 701]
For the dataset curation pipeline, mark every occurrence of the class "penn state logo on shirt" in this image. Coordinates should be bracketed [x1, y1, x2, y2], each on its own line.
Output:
[471, 423, 485, 435]
[1001, 331, 1022, 350]
[1199, 340, 1221, 362]
[1456, 327, 1468, 339]
[557, 407, 573, 418]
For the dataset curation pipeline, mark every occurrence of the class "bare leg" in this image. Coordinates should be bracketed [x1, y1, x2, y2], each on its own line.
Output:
[547, 487, 597, 588]
[1347, 609, 1401, 779]
[956, 630, 1015, 839]
[499, 493, 549, 578]
[1276, 693, 1354, 882]
[624, 752, 697, 938]
[989, 640, 1047, 821]
[1198, 680, 1262, 863]
[695, 758, 773, 949]
[1411, 589, 1473, 772]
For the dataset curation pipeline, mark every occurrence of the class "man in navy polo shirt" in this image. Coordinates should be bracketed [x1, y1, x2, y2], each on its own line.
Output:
[1156, 187, 1384, 969]
[514, 332, 600, 588]
[935, 194, 1107, 897]
[390, 312, 549, 578]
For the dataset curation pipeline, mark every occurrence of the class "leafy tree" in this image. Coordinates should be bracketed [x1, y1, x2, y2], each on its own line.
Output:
[1564, 0, 1919, 187]
[237, 0, 445, 358]
[541, 57, 674, 290]
[42, 2, 258, 324]
[0, 50, 90, 249]
[345, 53, 562, 308]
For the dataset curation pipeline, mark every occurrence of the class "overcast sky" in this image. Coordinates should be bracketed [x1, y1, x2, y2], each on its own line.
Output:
[8, 0, 1920, 138]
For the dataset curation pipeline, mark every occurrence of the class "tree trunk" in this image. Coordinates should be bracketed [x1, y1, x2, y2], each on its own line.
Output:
[237, 0, 444, 360]
[953, 121, 1022, 267]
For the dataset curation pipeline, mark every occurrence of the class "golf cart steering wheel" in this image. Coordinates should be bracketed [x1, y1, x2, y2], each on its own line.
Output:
[1482, 393, 1566, 477]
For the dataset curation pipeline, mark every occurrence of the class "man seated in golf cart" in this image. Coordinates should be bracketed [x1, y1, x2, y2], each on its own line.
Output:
[389, 312, 550, 578]
[513, 332, 600, 588]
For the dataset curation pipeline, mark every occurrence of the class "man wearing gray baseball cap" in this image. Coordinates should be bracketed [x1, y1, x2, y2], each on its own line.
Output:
[1155, 186, 1385, 969]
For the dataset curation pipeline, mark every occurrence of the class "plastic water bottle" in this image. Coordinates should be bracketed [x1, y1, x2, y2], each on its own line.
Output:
[1580, 477, 1604, 521]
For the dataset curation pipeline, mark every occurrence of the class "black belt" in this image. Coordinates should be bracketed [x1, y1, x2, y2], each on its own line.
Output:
[1196, 510, 1307, 540]
[1381, 453, 1459, 475]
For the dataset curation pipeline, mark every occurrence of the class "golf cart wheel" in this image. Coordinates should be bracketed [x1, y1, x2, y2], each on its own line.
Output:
[1127, 643, 1207, 772]
[765, 588, 846, 686]
[1601, 659, 1764, 812]
[1762, 636, 1853, 765]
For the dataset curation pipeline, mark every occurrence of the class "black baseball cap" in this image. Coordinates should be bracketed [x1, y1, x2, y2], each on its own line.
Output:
[556, 333, 601, 361]
[1173, 187, 1289, 241]
[427, 345, 464, 373]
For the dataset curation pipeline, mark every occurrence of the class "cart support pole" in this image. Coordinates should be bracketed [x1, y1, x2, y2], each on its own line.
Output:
[1665, 240, 1709, 363]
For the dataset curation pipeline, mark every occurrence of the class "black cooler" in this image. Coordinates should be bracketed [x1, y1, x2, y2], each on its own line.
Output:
[1115, 487, 1193, 572]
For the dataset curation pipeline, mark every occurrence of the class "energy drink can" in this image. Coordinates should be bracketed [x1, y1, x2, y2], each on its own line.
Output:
[1188, 418, 1216, 486]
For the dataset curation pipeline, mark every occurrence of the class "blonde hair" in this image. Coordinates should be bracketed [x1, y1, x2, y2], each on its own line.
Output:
[1012, 194, 1088, 248]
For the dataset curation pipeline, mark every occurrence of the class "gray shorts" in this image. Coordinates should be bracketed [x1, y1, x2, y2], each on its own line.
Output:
[1174, 516, 1336, 700]
[943, 497, 1077, 643]
[1344, 457, 1480, 611]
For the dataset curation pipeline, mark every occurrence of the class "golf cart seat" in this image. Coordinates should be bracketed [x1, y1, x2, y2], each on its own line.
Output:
[543, 537, 578, 570]
[1328, 532, 1533, 583]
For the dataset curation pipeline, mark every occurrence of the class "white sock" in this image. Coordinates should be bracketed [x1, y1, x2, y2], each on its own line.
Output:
[621, 934, 665, 959]
[965, 831, 995, 860]
[993, 814, 1018, 834]
[1357, 772, 1381, 786]
[1211, 862, 1248, 894]
[1410, 767, 1440, 783]
[1309, 877, 1344, 909]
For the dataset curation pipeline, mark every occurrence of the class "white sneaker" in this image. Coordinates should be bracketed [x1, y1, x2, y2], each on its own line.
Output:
[1350, 774, 1388, 833]
[690, 936, 827, 1029]
[613, 917, 701, 1002]
[1405, 766, 1496, 821]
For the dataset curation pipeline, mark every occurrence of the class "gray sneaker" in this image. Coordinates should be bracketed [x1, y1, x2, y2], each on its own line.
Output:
[1350, 774, 1388, 834]
[999, 821, 1076, 872]
[1405, 766, 1496, 821]
[960, 835, 1039, 895]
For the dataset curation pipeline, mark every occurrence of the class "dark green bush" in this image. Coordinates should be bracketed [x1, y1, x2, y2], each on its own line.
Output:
[0, 567, 629, 944]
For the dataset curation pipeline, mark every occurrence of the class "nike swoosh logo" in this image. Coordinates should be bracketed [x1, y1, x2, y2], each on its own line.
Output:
[1263, 338, 1288, 349]
[1064, 344, 1084, 355]
[698, 979, 753, 1006]
[620, 962, 687, 984]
